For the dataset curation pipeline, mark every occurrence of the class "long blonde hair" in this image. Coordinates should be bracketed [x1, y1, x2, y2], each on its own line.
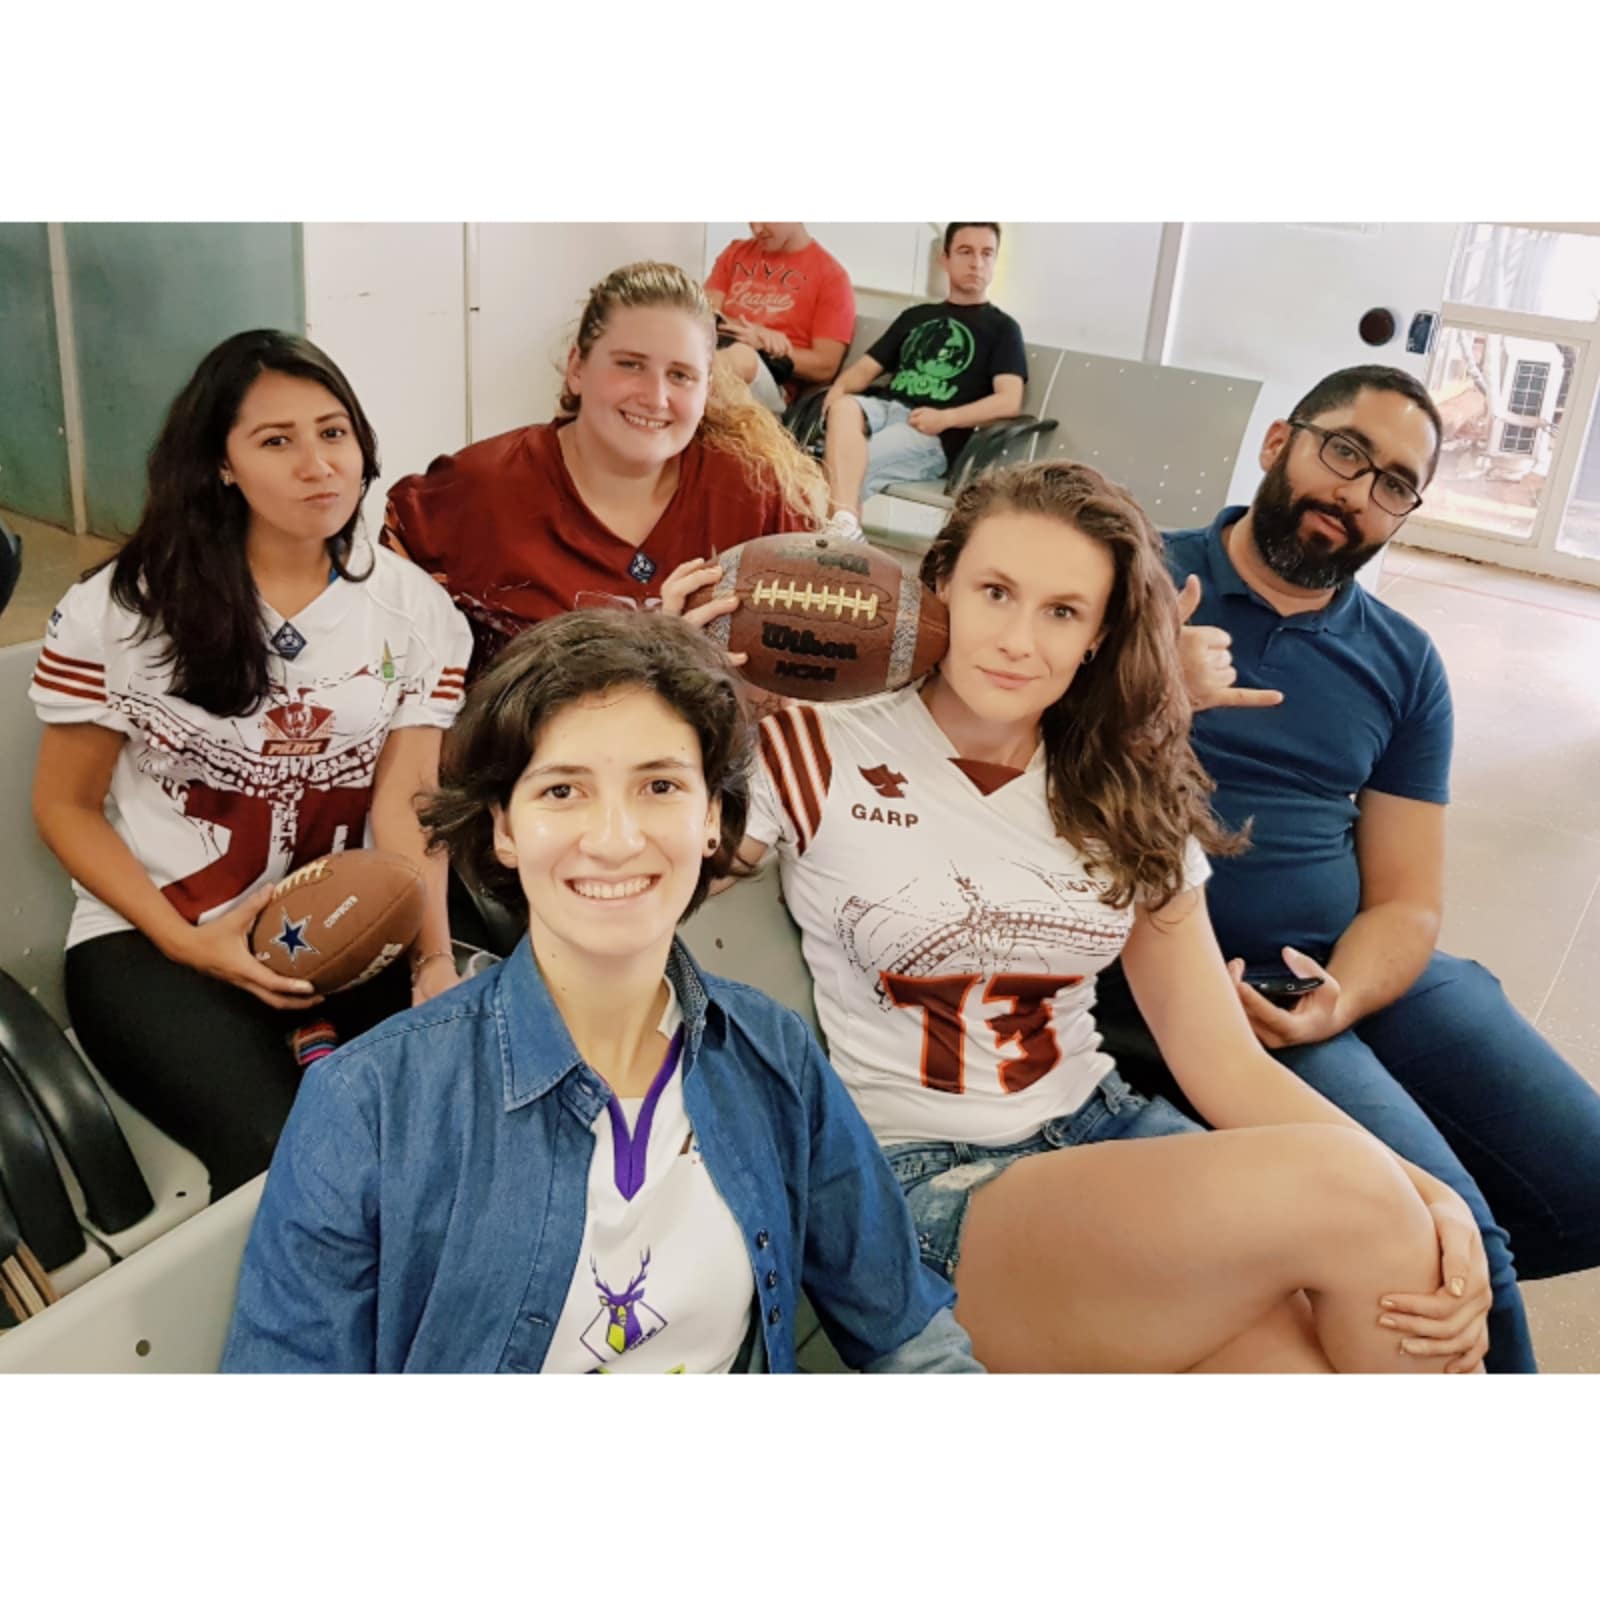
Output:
[558, 260, 827, 528]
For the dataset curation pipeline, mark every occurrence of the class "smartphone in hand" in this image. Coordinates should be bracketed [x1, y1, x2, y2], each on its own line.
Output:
[1242, 967, 1325, 1010]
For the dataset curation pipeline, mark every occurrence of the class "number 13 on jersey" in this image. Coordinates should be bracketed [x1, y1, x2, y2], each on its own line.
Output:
[881, 972, 1086, 1096]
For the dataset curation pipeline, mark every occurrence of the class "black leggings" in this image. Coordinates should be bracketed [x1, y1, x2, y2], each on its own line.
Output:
[65, 930, 410, 1200]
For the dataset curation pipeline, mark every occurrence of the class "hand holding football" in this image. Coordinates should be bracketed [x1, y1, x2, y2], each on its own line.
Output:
[685, 534, 948, 703]
[249, 848, 425, 995]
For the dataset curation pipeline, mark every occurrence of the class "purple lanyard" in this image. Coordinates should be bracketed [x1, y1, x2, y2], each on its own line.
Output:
[603, 1028, 684, 1202]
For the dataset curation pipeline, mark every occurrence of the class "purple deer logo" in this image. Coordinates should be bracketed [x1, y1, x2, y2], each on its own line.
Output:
[592, 1251, 654, 1356]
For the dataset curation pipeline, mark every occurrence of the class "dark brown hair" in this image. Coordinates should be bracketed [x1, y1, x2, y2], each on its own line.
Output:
[920, 461, 1243, 912]
[1289, 363, 1444, 480]
[102, 330, 379, 718]
[419, 609, 753, 922]
[943, 222, 1001, 253]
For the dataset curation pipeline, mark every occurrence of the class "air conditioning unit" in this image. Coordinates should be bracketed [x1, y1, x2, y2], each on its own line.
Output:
[1487, 337, 1563, 477]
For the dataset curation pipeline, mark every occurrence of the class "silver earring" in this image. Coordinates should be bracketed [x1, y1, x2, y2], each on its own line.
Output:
[1082, 645, 1098, 664]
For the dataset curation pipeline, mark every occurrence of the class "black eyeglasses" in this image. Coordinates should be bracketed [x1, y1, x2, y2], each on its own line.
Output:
[1290, 423, 1424, 517]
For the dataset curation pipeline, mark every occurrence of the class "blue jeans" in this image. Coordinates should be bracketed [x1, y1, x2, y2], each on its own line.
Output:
[853, 396, 952, 498]
[1271, 952, 1600, 1375]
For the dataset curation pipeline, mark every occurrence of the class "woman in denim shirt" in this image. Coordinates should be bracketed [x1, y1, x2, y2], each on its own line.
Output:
[223, 611, 979, 1373]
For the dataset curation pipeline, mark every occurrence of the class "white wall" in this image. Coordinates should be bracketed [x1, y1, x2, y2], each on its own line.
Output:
[994, 223, 1164, 359]
[302, 223, 468, 519]
[1167, 222, 1461, 503]
[300, 221, 1466, 521]
[704, 222, 1164, 357]
[469, 223, 707, 443]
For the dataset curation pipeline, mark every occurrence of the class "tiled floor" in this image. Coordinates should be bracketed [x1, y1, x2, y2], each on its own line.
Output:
[5, 509, 1600, 1371]
[0, 508, 118, 650]
[1378, 542, 1600, 1373]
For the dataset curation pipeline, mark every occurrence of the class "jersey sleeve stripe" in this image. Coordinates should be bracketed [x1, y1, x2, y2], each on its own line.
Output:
[757, 720, 814, 853]
[798, 705, 832, 791]
[777, 705, 832, 823]
[32, 668, 106, 703]
[33, 660, 106, 691]
[768, 708, 830, 843]
[40, 647, 105, 677]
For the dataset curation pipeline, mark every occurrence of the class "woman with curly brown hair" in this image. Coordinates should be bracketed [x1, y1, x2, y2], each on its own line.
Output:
[381, 260, 838, 677]
[732, 459, 1493, 1372]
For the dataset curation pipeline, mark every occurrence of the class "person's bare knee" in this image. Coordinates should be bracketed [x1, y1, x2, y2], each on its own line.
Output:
[716, 344, 759, 384]
[826, 396, 867, 438]
[1303, 1127, 1441, 1288]
[1291, 1125, 1455, 1373]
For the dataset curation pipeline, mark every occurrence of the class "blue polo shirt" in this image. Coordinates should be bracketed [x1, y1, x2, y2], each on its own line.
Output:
[1165, 508, 1453, 967]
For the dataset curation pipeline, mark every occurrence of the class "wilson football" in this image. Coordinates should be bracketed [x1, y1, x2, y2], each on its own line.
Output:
[250, 848, 425, 995]
[689, 533, 949, 703]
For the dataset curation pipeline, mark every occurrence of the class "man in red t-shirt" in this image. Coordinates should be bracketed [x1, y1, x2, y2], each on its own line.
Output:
[706, 224, 855, 413]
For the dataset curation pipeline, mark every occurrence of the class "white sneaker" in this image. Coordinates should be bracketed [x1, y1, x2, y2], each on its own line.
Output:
[823, 509, 864, 542]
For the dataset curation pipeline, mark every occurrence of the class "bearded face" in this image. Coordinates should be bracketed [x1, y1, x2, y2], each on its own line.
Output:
[1248, 449, 1385, 591]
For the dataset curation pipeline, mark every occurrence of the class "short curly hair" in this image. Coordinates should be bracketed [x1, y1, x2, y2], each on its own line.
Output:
[419, 610, 754, 922]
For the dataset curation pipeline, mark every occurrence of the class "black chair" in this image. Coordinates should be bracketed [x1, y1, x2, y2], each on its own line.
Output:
[0, 519, 20, 618]
[1092, 959, 1208, 1126]
[0, 1046, 86, 1270]
[446, 867, 525, 962]
[0, 970, 155, 1237]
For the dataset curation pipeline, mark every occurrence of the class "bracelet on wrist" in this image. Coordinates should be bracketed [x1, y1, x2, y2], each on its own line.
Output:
[411, 951, 455, 979]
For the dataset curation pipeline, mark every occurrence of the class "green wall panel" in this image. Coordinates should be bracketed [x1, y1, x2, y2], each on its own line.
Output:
[0, 223, 72, 527]
[65, 224, 304, 536]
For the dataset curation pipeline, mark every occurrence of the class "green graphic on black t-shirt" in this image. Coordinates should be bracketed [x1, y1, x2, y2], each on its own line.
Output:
[887, 317, 977, 402]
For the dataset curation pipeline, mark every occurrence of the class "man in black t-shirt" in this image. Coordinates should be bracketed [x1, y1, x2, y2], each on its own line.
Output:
[821, 223, 1027, 528]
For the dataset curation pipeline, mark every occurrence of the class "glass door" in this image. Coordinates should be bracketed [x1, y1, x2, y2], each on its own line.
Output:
[1400, 224, 1600, 588]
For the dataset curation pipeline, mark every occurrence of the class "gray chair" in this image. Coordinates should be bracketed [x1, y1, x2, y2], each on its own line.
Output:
[0, 640, 209, 1309]
[681, 869, 849, 1371]
[1029, 352, 1260, 530]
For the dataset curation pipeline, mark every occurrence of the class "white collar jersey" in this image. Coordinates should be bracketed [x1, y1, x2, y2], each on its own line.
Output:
[544, 985, 755, 1374]
[29, 540, 472, 948]
[745, 686, 1209, 1148]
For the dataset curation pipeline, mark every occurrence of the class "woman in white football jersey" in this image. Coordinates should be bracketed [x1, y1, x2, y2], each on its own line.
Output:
[30, 331, 472, 1197]
[734, 461, 1492, 1372]
[223, 610, 979, 1373]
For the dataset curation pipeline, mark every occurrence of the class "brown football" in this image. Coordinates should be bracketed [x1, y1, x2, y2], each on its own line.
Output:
[249, 848, 425, 996]
[689, 533, 948, 702]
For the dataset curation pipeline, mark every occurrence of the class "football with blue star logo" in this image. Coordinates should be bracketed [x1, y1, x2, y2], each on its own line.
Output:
[249, 848, 426, 994]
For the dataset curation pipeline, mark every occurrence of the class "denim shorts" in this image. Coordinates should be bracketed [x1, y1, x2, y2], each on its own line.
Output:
[852, 395, 951, 497]
[884, 1071, 1202, 1282]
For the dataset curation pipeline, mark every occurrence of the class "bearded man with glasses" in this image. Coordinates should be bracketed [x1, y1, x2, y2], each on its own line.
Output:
[1094, 364, 1600, 1374]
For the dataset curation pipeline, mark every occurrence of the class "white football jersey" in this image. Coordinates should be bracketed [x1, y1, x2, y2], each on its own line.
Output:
[544, 986, 755, 1374]
[30, 538, 472, 948]
[746, 687, 1209, 1148]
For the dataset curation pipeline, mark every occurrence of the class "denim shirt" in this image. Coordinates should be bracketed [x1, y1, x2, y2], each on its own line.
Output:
[223, 937, 979, 1374]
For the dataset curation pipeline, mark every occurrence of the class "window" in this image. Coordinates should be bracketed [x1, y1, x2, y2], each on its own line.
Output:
[1446, 225, 1600, 322]
[1508, 360, 1548, 416]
